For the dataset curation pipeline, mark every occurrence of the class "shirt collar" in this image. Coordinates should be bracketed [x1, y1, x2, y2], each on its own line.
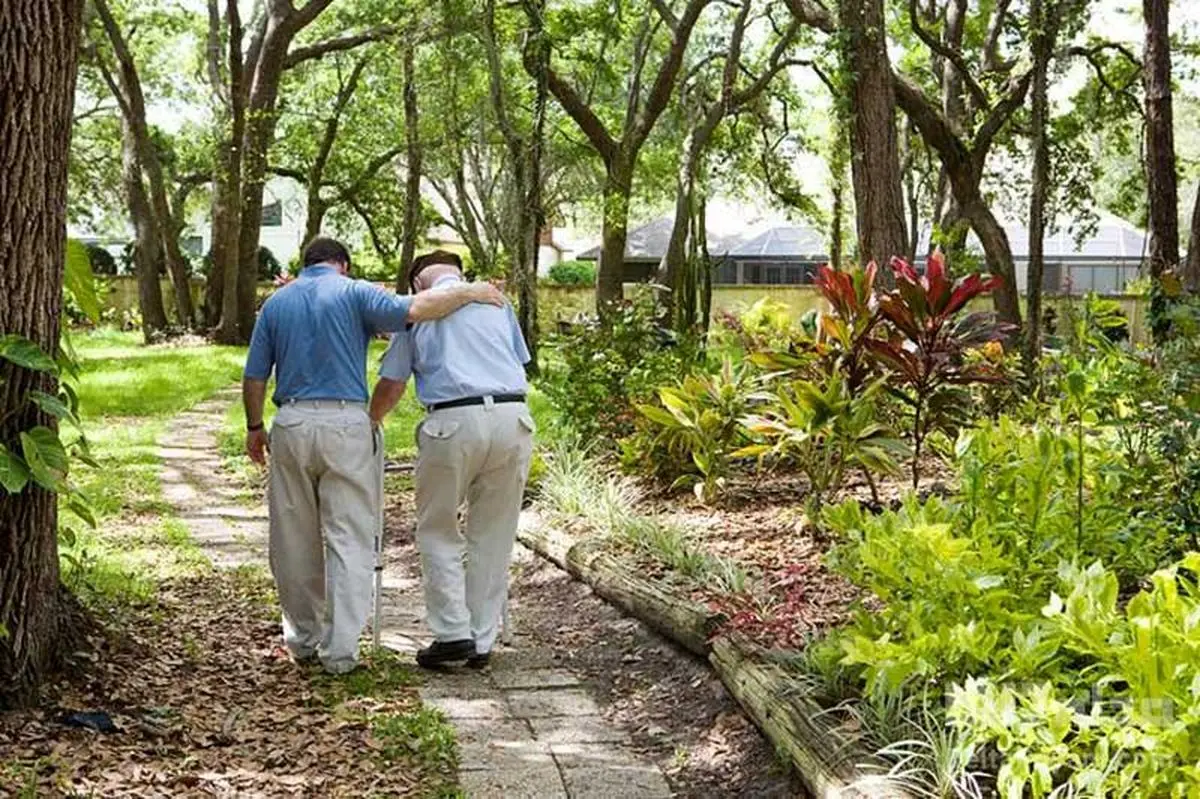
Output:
[303, 262, 338, 276]
[432, 274, 463, 288]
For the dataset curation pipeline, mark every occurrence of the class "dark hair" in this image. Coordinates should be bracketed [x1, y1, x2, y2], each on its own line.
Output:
[408, 249, 463, 291]
[302, 237, 352, 269]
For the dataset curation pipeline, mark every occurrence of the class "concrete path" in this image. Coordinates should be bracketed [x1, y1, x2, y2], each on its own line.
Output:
[157, 388, 672, 799]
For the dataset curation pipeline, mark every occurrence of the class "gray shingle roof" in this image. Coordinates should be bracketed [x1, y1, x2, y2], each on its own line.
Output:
[576, 216, 743, 261]
[728, 225, 827, 258]
[916, 218, 1147, 261]
[578, 215, 1149, 264]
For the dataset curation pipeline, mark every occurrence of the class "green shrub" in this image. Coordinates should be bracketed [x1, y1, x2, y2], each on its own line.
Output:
[538, 288, 698, 443]
[546, 260, 596, 286]
[950, 556, 1200, 798]
[620, 358, 753, 503]
[737, 374, 906, 518]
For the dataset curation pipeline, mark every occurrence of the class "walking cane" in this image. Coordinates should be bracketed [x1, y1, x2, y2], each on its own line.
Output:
[372, 427, 384, 651]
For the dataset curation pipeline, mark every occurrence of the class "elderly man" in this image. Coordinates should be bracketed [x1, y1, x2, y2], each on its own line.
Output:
[369, 250, 534, 670]
[243, 237, 505, 675]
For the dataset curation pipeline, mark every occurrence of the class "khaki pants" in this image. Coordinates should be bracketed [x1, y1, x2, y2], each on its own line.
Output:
[268, 400, 381, 673]
[415, 401, 535, 654]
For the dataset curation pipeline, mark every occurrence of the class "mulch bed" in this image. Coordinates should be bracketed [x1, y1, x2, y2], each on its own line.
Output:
[0, 571, 452, 798]
[624, 461, 954, 651]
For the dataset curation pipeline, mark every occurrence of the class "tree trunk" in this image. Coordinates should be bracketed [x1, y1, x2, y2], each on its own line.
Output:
[598, 159, 633, 313]
[1186, 184, 1200, 292]
[122, 122, 170, 341]
[659, 113, 719, 331]
[961, 195, 1022, 325]
[94, 0, 196, 330]
[395, 42, 423, 290]
[838, 0, 909, 268]
[211, 131, 243, 342]
[519, 13, 549, 375]
[1142, 0, 1179, 280]
[1025, 0, 1051, 368]
[304, 192, 326, 247]
[0, 0, 83, 708]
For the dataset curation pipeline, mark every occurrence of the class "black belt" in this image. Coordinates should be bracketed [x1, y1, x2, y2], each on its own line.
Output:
[429, 394, 526, 412]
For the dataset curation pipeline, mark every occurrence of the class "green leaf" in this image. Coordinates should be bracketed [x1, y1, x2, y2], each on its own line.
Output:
[20, 426, 68, 491]
[0, 444, 30, 493]
[0, 335, 58, 373]
[58, 524, 77, 549]
[65, 238, 100, 323]
[29, 390, 79, 428]
[66, 495, 97, 529]
[637, 404, 681, 428]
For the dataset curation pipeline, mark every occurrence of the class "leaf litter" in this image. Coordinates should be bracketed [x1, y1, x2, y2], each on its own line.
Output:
[0, 570, 456, 798]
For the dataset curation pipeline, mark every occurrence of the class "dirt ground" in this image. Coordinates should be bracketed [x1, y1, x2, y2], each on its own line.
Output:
[0, 571, 455, 798]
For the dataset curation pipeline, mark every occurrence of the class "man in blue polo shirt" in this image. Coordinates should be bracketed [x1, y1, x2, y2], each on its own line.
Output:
[243, 238, 504, 675]
[369, 250, 533, 670]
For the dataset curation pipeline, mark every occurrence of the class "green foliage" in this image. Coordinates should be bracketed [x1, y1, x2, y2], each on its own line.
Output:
[545, 259, 596, 286]
[738, 374, 905, 517]
[539, 288, 696, 443]
[950, 556, 1200, 798]
[621, 358, 753, 503]
[711, 297, 804, 355]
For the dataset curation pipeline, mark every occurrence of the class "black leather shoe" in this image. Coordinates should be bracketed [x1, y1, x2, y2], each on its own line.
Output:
[466, 651, 490, 670]
[416, 639, 475, 669]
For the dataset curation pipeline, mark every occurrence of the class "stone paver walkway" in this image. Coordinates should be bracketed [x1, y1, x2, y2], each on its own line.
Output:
[157, 388, 672, 799]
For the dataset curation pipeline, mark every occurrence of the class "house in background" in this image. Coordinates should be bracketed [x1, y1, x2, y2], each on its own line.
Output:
[578, 212, 1150, 295]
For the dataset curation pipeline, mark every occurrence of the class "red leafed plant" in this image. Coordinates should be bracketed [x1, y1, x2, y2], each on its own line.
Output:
[865, 249, 1014, 488]
[813, 261, 881, 394]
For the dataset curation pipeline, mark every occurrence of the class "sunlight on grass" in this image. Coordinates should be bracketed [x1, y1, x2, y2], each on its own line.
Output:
[72, 330, 245, 419]
[59, 327, 248, 612]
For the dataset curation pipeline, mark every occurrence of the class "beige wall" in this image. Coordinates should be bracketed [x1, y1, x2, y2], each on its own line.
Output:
[96, 276, 1149, 343]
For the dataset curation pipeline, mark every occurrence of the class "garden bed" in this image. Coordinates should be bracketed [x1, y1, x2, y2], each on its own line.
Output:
[518, 511, 908, 798]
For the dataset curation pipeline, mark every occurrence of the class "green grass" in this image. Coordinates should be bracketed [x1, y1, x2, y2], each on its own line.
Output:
[59, 327, 247, 610]
[70, 328, 245, 418]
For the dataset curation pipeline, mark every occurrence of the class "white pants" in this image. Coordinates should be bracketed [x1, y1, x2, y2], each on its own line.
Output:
[268, 401, 381, 673]
[414, 402, 535, 654]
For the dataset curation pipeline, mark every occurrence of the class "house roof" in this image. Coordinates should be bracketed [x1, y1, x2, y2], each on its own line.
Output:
[576, 216, 744, 261]
[576, 213, 1149, 265]
[728, 225, 827, 259]
[916, 214, 1148, 261]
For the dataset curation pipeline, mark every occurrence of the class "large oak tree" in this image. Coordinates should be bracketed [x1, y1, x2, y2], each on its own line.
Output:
[0, 0, 85, 708]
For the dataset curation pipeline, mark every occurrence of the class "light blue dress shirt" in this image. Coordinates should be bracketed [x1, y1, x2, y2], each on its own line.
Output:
[379, 276, 530, 406]
[244, 263, 413, 406]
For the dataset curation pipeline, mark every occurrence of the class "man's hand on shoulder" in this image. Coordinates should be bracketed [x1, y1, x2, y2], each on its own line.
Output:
[469, 282, 506, 307]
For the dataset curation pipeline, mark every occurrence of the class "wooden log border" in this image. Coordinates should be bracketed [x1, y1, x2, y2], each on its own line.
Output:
[516, 513, 908, 799]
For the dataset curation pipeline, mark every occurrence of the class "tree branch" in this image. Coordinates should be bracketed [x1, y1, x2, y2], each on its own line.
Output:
[334, 145, 405, 204]
[782, 0, 834, 33]
[632, 0, 715, 146]
[973, 69, 1032, 156]
[543, 65, 618, 163]
[309, 56, 368, 190]
[650, 0, 680, 32]
[906, 0, 990, 110]
[283, 26, 398, 69]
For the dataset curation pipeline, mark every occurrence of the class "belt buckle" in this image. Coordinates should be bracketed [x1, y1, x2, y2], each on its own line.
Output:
[483, 395, 495, 410]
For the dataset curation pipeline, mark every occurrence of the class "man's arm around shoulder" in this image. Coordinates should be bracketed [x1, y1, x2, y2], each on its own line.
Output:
[407, 281, 506, 323]
[357, 280, 506, 331]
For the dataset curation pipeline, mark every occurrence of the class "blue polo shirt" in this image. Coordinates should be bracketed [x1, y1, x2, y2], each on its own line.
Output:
[379, 276, 530, 406]
[244, 264, 413, 406]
